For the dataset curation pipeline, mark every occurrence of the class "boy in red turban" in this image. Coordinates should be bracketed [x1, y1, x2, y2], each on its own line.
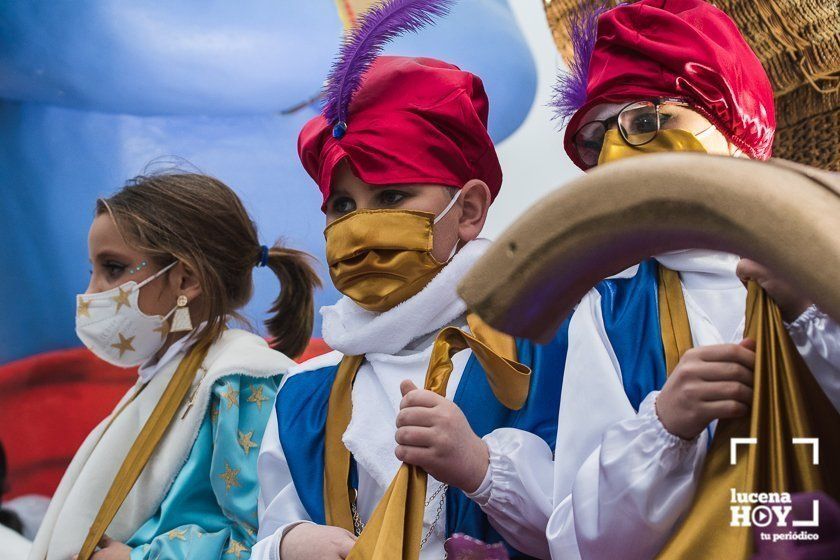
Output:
[254, 2, 568, 559]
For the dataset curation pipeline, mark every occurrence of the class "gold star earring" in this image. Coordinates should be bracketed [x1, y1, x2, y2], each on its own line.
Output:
[170, 294, 193, 333]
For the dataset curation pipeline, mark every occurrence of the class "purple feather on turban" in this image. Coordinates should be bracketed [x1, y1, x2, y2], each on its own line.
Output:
[323, 0, 456, 138]
[550, 2, 615, 127]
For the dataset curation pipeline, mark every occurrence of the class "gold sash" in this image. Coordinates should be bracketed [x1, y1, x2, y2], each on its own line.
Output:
[76, 342, 210, 560]
[658, 280, 840, 558]
[658, 266, 694, 374]
[323, 314, 530, 559]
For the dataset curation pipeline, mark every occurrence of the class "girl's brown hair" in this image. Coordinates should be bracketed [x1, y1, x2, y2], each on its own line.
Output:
[97, 172, 320, 358]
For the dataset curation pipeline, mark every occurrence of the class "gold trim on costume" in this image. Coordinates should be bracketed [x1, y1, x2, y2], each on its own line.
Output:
[323, 315, 530, 559]
[76, 342, 210, 560]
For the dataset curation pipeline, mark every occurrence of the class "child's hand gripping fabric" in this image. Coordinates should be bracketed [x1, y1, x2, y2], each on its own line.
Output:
[395, 380, 489, 493]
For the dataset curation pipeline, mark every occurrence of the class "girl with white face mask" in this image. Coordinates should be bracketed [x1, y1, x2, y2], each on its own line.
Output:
[30, 173, 320, 560]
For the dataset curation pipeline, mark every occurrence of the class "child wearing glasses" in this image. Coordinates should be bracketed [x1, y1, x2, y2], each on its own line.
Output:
[463, 1, 840, 559]
[547, 1, 840, 558]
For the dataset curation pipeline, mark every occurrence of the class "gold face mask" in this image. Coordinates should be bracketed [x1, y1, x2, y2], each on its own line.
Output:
[597, 127, 709, 166]
[324, 193, 460, 313]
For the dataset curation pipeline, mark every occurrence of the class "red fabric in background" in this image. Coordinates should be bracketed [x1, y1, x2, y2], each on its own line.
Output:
[0, 339, 331, 499]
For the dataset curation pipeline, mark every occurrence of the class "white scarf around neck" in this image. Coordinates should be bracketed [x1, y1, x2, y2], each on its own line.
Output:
[654, 249, 740, 282]
[320, 238, 491, 355]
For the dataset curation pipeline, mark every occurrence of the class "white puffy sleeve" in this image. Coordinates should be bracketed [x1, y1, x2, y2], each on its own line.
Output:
[785, 305, 840, 412]
[466, 428, 555, 559]
[250, 405, 312, 560]
[546, 289, 708, 560]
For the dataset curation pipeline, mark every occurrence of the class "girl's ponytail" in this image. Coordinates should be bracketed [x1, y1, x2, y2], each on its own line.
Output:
[263, 244, 321, 359]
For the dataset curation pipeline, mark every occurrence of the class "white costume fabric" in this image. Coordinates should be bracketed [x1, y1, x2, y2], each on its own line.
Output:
[254, 238, 551, 560]
[462, 250, 840, 560]
[29, 329, 293, 560]
[4, 494, 50, 541]
[1, 523, 31, 560]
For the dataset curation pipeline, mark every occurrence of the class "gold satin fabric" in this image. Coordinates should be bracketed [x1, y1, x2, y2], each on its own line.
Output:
[77, 341, 210, 560]
[598, 128, 707, 166]
[324, 354, 365, 532]
[324, 209, 447, 313]
[658, 266, 694, 374]
[323, 314, 530, 559]
[658, 281, 840, 559]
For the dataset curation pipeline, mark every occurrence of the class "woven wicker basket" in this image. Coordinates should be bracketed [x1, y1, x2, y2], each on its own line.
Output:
[774, 84, 839, 170]
[543, 0, 839, 170]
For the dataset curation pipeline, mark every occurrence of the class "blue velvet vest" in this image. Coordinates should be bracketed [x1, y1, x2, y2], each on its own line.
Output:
[276, 327, 569, 558]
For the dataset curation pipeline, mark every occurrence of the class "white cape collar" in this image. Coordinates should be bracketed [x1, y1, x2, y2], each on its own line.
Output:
[320, 238, 491, 356]
[609, 250, 741, 288]
[654, 249, 741, 288]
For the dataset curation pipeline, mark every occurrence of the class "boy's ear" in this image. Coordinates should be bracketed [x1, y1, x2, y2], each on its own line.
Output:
[457, 180, 492, 242]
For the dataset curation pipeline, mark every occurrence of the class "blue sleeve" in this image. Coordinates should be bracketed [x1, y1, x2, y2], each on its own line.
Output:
[128, 375, 280, 560]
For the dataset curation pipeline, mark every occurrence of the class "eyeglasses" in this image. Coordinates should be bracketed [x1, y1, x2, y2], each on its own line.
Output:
[572, 99, 696, 168]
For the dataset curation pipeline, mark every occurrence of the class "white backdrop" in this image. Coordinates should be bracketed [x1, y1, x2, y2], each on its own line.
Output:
[486, 0, 582, 238]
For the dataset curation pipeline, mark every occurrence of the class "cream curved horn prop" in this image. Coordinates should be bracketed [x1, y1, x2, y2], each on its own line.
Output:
[458, 153, 840, 343]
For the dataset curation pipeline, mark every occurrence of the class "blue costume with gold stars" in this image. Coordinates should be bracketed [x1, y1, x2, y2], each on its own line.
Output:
[127, 374, 277, 560]
[30, 329, 293, 560]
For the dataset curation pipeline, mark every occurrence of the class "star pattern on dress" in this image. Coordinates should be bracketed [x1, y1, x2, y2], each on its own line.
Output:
[110, 333, 135, 358]
[111, 286, 132, 312]
[238, 430, 259, 456]
[168, 528, 187, 541]
[247, 384, 269, 411]
[225, 538, 248, 560]
[221, 384, 239, 409]
[76, 298, 91, 318]
[210, 403, 220, 422]
[219, 462, 241, 493]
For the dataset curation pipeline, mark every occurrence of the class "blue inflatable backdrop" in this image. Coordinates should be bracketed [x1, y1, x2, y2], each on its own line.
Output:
[0, 0, 537, 363]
